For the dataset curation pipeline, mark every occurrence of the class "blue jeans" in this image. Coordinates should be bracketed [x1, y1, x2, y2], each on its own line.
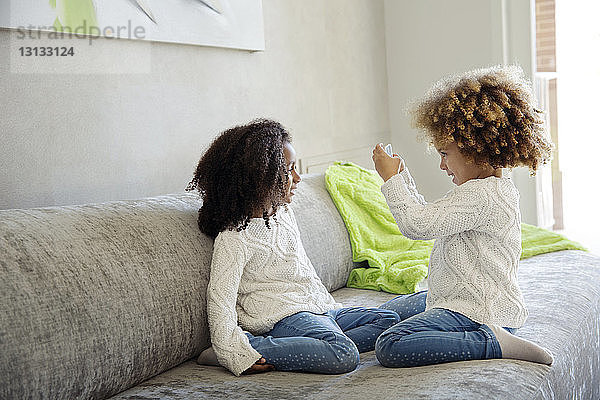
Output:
[246, 307, 399, 374]
[376, 290, 515, 367]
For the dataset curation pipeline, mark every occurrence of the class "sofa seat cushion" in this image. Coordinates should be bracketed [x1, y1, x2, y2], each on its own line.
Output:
[112, 250, 600, 400]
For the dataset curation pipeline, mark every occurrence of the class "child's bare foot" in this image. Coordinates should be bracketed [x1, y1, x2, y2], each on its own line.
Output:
[489, 325, 553, 365]
[243, 358, 275, 374]
[197, 346, 220, 366]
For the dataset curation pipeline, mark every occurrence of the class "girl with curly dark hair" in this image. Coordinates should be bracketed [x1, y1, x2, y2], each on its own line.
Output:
[370, 66, 554, 368]
[187, 119, 399, 376]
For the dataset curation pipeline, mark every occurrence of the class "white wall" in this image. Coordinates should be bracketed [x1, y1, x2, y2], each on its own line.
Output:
[384, 0, 538, 224]
[0, 0, 390, 209]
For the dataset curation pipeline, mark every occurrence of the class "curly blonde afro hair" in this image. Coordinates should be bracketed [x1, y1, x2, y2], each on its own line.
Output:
[411, 65, 553, 173]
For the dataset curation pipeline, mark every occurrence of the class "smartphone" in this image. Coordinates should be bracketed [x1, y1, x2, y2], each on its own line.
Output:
[384, 144, 393, 156]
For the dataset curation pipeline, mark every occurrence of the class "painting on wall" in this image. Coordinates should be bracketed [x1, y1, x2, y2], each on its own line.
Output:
[1, 0, 265, 50]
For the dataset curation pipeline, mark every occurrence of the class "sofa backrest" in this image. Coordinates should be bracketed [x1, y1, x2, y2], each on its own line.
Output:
[0, 173, 355, 399]
[288, 174, 357, 291]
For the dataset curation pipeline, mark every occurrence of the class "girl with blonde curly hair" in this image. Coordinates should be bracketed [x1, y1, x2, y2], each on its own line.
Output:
[371, 65, 554, 368]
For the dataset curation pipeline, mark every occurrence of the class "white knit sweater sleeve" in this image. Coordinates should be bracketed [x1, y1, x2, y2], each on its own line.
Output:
[399, 166, 427, 205]
[207, 232, 262, 376]
[381, 172, 489, 240]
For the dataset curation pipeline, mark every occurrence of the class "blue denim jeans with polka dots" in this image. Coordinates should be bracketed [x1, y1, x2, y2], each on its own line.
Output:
[376, 291, 515, 367]
[245, 307, 400, 374]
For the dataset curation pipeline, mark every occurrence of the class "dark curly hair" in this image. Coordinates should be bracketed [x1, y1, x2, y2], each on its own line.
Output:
[411, 65, 553, 173]
[186, 119, 291, 239]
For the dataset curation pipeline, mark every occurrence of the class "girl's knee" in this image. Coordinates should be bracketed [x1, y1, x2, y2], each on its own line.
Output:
[380, 291, 427, 320]
[327, 336, 360, 373]
[376, 351, 412, 368]
[331, 347, 359, 373]
[375, 330, 411, 368]
[375, 330, 392, 356]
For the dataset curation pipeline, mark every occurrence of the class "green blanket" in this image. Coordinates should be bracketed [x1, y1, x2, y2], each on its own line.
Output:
[325, 162, 587, 294]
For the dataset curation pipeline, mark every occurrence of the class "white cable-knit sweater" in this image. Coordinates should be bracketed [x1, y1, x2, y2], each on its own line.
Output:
[381, 168, 528, 328]
[206, 206, 342, 376]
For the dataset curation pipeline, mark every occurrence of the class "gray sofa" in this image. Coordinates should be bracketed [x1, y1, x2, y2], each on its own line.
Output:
[1, 174, 599, 400]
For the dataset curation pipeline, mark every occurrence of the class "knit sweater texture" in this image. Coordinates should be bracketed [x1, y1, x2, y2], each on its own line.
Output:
[381, 169, 528, 328]
[207, 206, 342, 376]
